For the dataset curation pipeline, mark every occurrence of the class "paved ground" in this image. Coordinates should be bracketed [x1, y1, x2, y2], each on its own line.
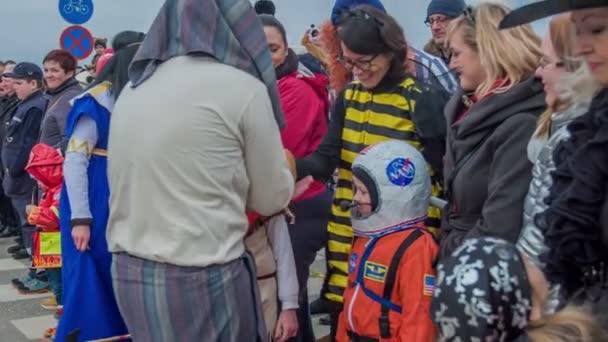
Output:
[309, 252, 332, 340]
[0, 234, 330, 342]
[0, 234, 56, 342]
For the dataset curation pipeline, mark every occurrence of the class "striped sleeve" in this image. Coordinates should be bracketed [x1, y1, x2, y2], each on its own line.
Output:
[411, 48, 458, 95]
[428, 57, 458, 94]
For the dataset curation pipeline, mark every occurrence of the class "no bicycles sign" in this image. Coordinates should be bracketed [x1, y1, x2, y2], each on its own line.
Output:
[58, 0, 94, 25]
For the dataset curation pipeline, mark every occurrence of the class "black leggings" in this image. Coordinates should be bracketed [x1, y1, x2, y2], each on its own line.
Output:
[288, 189, 332, 342]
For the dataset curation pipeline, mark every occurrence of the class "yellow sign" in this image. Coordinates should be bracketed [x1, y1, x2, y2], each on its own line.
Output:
[40, 232, 61, 255]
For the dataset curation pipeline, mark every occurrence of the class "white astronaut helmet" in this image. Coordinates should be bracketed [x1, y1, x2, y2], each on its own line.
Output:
[350, 139, 431, 238]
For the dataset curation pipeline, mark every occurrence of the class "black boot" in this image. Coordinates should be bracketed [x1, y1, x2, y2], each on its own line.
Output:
[12, 249, 29, 260]
[0, 227, 18, 238]
[318, 315, 331, 326]
[7, 244, 22, 254]
[310, 297, 331, 315]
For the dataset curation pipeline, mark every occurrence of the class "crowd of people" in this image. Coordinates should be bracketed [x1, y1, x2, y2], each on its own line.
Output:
[0, 0, 607, 341]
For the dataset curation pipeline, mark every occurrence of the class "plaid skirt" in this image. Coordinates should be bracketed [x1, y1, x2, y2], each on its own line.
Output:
[111, 252, 267, 342]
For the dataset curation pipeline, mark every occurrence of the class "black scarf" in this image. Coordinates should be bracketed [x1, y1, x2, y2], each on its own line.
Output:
[540, 88, 608, 298]
[275, 49, 299, 80]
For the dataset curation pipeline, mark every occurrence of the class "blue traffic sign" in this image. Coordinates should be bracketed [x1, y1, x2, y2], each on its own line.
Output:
[60, 25, 94, 60]
[59, 0, 94, 25]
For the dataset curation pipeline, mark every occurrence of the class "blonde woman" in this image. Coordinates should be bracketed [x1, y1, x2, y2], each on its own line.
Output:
[501, 0, 608, 323]
[440, 3, 545, 259]
[517, 14, 598, 313]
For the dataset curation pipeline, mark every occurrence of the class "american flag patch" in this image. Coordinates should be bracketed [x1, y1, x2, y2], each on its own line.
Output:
[423, 274, 435, 296]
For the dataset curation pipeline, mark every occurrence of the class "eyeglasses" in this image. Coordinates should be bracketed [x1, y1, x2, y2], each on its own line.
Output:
[425, 16, 449, 27]
[539, 56, 566, 69]
[337, 54, 379, 71]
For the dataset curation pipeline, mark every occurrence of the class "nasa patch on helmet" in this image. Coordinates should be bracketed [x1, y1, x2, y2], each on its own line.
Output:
[386, 157, 416, 186]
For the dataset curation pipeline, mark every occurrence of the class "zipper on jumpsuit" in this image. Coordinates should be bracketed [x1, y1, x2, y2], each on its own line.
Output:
[348, 92, 375, 334]
[347, 238, 375, 334]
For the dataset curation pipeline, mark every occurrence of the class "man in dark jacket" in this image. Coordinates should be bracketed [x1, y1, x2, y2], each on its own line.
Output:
[0, 66, 20, 237]
[423, 0, 466, 65]
[0, 65, 20, 142]
[2, 63, 48, 282]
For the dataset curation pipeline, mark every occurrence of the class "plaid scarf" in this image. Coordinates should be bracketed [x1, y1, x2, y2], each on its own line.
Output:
[128, 0, 285, 128]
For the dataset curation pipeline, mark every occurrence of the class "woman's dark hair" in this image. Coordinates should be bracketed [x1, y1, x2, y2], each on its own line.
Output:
[43, 49, 78, 74]
[259, 14, 288, 47]
[337, 5, 408, 78]
[255, 0, 276, 16]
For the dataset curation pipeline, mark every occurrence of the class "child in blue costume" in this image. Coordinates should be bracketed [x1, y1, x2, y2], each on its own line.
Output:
[55, 31, 144, 342]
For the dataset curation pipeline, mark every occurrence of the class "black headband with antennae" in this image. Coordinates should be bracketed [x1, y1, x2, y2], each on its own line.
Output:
[337, 7, 385, 28]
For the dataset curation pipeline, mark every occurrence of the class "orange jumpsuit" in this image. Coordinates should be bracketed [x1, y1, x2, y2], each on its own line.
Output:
[337, 227, 438, 342]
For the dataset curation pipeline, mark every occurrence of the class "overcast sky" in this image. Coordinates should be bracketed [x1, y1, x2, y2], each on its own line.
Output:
[1, 0, 546, 66]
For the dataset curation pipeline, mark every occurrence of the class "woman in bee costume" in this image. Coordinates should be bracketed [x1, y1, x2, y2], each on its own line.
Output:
[296, 5, 447, 338]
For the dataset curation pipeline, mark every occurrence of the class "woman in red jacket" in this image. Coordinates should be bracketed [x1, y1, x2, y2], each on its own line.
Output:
[261, 14, 332, 342]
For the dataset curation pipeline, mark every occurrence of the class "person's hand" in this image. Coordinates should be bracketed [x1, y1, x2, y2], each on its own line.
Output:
[523, 255, 549, 320]
[25, 205, 36, 216]
[274, 309, 298, 342]
[284, 149, 296, 179]
[72, 225, 91, 252]
[292, 176, 314, 200]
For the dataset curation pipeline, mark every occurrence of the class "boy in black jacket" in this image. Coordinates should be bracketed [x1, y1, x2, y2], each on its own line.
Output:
[0, 69, 21, 238]
[2, 62, 49, 293]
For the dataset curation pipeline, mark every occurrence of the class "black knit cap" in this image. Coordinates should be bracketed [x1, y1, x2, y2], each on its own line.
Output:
[254, 0, 276, 16]
[352, 166, 379, 211]
[499, 0, 608, 29]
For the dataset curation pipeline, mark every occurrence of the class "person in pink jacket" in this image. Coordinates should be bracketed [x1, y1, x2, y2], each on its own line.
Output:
[261, 14, 333, 341]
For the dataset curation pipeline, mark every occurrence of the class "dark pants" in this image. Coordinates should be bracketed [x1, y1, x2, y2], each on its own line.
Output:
[329, 301, 343, 342]
[11, 194, 35, 254]
[288, 189, 332, 342]
[48, 268, 63, 304]
[0, 189, 17, 229]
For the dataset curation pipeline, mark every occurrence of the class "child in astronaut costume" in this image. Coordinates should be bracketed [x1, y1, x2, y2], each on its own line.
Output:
[336, 140, 438, 342]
